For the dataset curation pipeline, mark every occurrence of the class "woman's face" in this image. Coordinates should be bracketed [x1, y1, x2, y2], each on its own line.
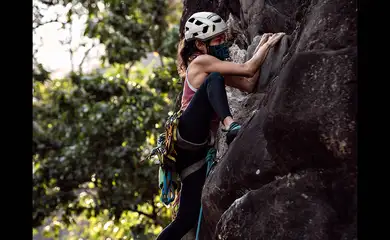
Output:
[209, 33, 226, 46]
[195, 33, 227, 53]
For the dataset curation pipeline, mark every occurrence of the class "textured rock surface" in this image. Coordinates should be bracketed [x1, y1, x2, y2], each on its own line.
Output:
[180, 0, 357, 239]
[215, 171, 338, 240]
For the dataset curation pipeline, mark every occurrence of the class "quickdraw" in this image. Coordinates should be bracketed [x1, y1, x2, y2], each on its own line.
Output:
[163, 110, 182, 164]
[147, 110, 183, 168]
[146, 110, 183, 206]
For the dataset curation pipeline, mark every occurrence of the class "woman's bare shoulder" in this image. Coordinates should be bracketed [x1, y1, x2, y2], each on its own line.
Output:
[187, 59, 209, 88]
[192, 54, 213, 64]
[188, 55, 210, 73]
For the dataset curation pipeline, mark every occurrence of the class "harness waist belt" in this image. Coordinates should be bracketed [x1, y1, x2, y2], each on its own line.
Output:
[176, 128, 209, 151]
[179, 158, 206, 181]
[176, 128, 215, 151]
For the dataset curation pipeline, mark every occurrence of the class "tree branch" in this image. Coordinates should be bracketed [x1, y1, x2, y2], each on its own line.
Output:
[69, 22, 74, 73]
[159, 55, 165, 68]
[128, 202, 164, 226]
[79, 43, 97, 75]
[134, 210, 164, 226]
[33, 19, 63, 30]
[124, 62, 135, 79]
[131, 209, 154, 219]
[78, 191, 165, 226]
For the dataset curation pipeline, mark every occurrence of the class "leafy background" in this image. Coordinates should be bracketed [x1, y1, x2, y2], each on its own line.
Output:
[33, 0, 183, 239]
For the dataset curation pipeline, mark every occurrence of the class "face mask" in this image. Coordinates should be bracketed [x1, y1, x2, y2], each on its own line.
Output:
[208, 42, 230, 61]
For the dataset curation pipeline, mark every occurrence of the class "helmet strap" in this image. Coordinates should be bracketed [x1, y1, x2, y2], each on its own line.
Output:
[205, 40, 212, 54]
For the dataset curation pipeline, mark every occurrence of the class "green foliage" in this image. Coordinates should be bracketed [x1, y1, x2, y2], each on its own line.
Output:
[84, 0, 172, 64]
[33, 63, 51, 83]
[33, 0, 184, 238]
[33, 61, 182, 231]
[148, 57, 182, 105]
[158, 25, 181, 60]
[34, 196, 173, 239]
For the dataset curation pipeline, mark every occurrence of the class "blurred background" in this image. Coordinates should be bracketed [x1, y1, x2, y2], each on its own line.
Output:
[33, 0, 183, 239]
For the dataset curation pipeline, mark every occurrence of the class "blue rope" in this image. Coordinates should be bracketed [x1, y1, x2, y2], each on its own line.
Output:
[161, 170, 175, 205]
[195, 148, 216, 240]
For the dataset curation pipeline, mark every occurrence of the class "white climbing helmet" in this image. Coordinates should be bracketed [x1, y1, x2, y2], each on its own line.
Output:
[184, 12, 227, 41]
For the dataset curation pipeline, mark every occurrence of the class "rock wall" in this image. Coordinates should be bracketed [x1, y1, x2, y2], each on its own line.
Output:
[180, 0, 357, 239]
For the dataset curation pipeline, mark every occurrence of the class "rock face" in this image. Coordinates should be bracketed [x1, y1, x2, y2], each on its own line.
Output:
[180, 0, 357, 239]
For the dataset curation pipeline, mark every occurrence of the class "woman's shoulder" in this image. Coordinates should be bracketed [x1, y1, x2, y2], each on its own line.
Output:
[189, 52, 205, 61]
[191, 54, 213, 65]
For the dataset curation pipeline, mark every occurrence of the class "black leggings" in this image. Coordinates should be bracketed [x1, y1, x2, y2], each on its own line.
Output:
[156, 72, 232, 240]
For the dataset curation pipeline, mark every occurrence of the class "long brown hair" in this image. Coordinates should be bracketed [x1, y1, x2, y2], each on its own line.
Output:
[174, 38, 202, 111]
[176, 38, 200, 81]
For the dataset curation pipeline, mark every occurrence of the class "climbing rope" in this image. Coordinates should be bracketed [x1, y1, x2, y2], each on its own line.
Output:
[160, 168, 176, 205]
[195, 147, 217, 240]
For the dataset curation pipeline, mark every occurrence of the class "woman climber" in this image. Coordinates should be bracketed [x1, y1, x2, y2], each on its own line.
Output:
[155, 11, 285, 240]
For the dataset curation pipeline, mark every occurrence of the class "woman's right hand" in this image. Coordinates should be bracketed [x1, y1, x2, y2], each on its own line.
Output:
[258, 33, 273, 47]
[266, 32, 286, 47]
[252, 33, 272, 54]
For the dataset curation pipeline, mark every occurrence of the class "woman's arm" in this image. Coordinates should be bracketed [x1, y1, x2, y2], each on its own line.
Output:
[221, 33, 283, 93]
[194, 32, 284, 76]
[224, 69, 261, 93]
[189, 33, 285, 89]
[194, 42, 272, 78]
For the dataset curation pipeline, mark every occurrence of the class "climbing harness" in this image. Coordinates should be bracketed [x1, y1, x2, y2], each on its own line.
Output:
[146, 110, 183, 206]
[146, 109, 214, 207]
[146, 108, 240, 238]
[195, 147, 217, 240]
